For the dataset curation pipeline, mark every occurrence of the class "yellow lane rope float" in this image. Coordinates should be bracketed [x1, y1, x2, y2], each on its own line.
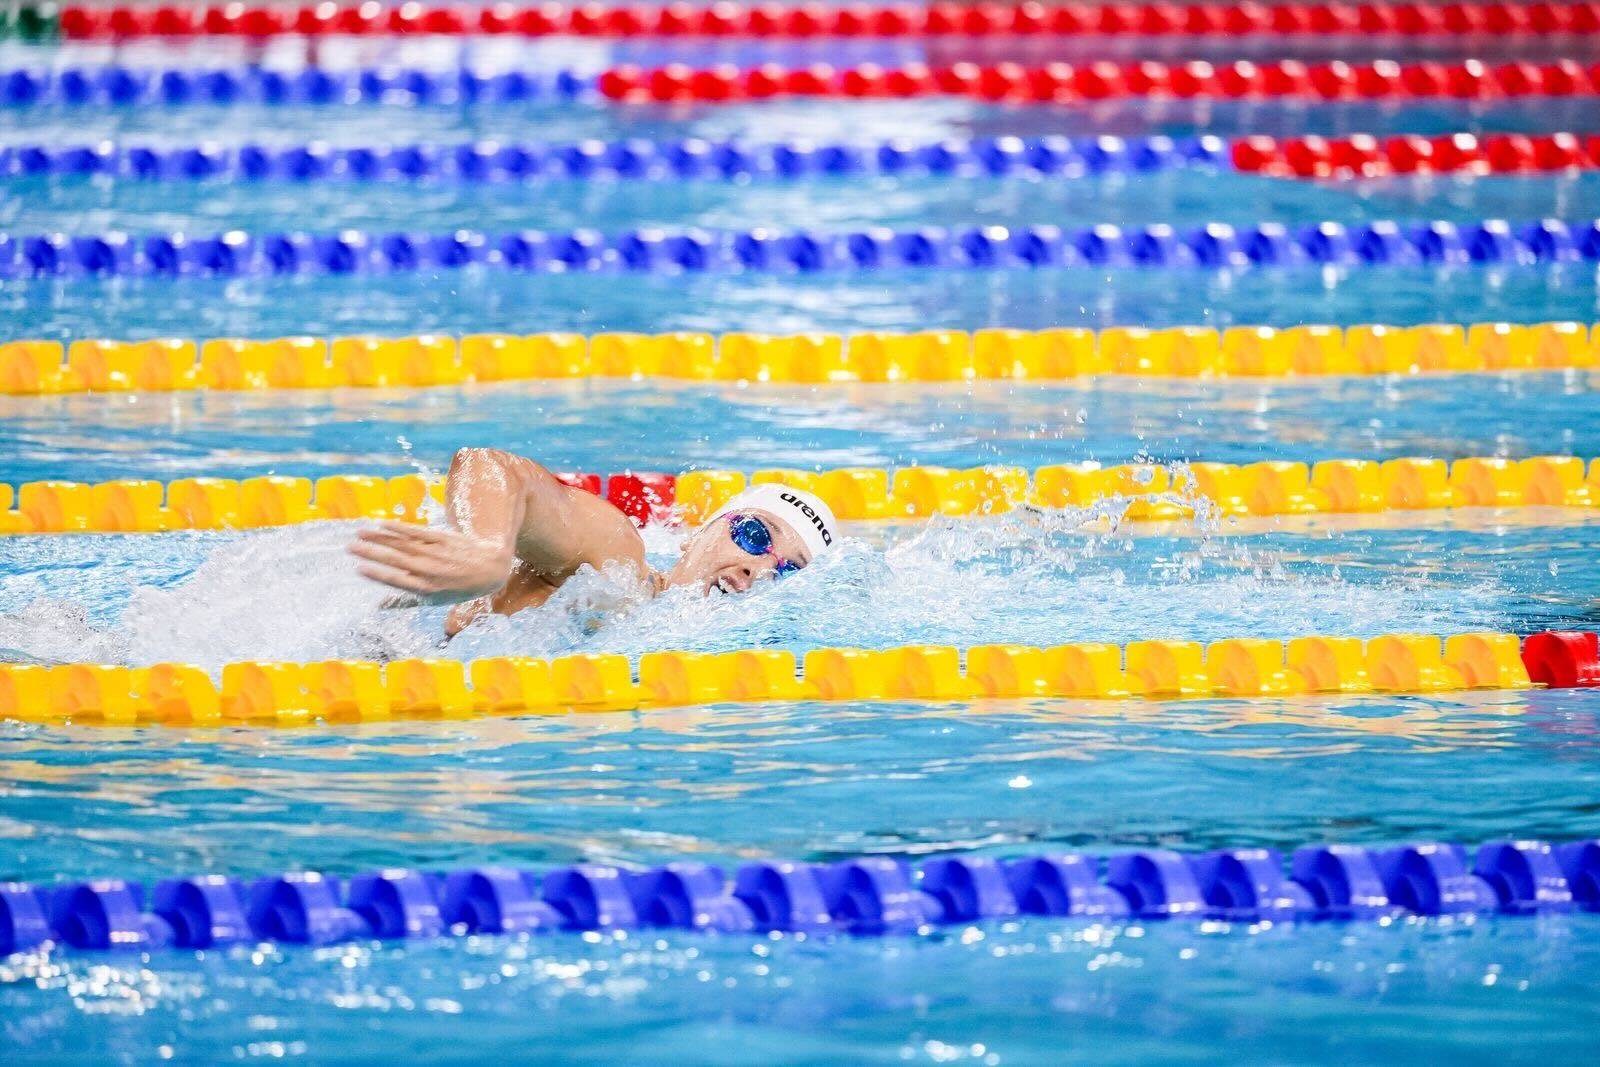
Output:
[2, 455, 1600, 535]
[0, 320, 1594, 394]
[0, 633, 1535, 729]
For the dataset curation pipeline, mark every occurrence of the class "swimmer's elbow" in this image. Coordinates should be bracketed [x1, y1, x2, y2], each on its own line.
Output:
[449, 447, 539, 488]
[449, 446, 513, 474]
[447, 449, 563, 524]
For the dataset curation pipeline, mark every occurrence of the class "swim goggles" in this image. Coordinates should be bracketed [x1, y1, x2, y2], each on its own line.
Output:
[727, 514, 802, 577]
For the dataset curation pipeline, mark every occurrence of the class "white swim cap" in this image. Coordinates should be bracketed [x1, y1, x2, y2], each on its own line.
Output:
[707, 483, 838, 562]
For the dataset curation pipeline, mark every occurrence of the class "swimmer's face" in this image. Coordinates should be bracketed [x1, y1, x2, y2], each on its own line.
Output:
[665, 510, 813, 595]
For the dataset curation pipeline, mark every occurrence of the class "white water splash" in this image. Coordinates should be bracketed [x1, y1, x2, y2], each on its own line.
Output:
[0, 525, 432, 670]
[0, 493, 1510, 671]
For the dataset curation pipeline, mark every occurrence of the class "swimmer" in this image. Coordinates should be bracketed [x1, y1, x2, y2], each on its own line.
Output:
[348, 448, 836, 636]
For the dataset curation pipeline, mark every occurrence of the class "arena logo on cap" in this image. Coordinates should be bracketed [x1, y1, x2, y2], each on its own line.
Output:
[780, 492, 832, 546]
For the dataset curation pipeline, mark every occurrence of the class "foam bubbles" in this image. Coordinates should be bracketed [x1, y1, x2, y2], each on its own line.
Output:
[0, 525, 438, 671]
[0, 505, 1512, 671]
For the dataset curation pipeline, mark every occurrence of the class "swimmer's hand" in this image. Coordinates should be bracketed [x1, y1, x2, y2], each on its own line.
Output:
[348, 521, 514, 605]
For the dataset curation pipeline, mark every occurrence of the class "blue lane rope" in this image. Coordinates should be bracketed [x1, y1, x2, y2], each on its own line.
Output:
[0, 134, 1231, 184]
[0, 65, 596, 107]
[1, 218, 1594, 278]
[4, 839, 1596, 953]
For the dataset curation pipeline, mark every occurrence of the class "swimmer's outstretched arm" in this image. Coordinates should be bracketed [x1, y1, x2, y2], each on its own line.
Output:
[348, 447, 647, 606]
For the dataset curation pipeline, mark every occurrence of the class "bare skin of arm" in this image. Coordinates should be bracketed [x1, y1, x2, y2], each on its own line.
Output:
[348, 448, 651, 636]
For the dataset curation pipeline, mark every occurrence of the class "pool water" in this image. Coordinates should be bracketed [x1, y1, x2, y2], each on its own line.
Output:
[6, 685, 1600, 1062]
[5, 23, 1600, 1066]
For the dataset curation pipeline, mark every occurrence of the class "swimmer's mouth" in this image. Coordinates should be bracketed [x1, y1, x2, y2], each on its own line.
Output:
[715, 577, 735, 595]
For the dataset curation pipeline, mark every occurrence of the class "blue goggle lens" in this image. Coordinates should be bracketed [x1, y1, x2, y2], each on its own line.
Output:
[729, 515, 802, 578]
[728, 515, 774, 555]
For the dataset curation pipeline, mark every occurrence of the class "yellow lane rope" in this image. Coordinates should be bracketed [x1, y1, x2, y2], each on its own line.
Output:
[0, 633, 1533, 729]
[2, 455, 1598, 534]
[1, 320, 1593, 394]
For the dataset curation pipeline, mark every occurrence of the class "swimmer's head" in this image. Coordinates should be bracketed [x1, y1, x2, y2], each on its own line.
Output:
[664, 483, 838, 595]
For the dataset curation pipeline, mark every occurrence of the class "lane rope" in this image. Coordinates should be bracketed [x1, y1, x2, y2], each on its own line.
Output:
[6, 836, 1599, 955]
[1, 217, 1594, 279]
[1, 629, 1589, 729]
[0, 65, 594, 107]
[54, 3, 1600, 42]
[5, 453, 1600, 535]
[597, 57, 1600, 104]
[1233, 131, 1600, 177]
[5, 56, 1598, 109]
[0, 133, 1232, 182]
[2, 320, 1594, 396]
[8, 131, 1600, 185]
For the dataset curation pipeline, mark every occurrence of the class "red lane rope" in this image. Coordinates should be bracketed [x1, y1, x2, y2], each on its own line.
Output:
[595, 57, 1600, 104]
[58, 3, 1600, 41]
[1234, 131, 1600, 177]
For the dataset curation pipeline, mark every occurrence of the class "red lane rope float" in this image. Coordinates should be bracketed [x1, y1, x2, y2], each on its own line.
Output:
[56, 3, 1600, 41]
[595, 57, 1600, 104]
[1234, 132, 1600, 178]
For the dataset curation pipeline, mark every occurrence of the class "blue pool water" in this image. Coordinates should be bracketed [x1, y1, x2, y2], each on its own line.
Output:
[5, 687, 1600, 1062]
[5, 27, 1600, 1065]
[7, 373, 1600, 484]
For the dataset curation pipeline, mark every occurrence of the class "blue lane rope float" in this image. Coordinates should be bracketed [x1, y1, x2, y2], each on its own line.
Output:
[0, 134, 1231, 184]
[1, 218, 1595, 279]
[3, 839, 1596, 954]
[0, 65, 595, 108]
